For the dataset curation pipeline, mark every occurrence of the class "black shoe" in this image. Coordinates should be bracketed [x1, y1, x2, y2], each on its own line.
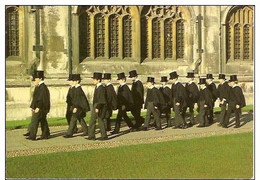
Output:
[234, 125, 240, 128]
[155, 127, 162, 130]
[222, 125, 228, 128]
[205, 123, 210, 127]
[141, 127, 148, 131]
[36, 135, 50, 140]
[88, 137, 96, 140]
[111, 130, 119, 135]
[99, 137, 108, 141]
[25, 136, 36, 141]
[23, 132, 30, 136]
[197, 124, 204, 128]
[63, 135, 73, 138]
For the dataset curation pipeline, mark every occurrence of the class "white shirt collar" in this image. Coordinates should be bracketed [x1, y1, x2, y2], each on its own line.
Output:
[38, 81, 44, 86]
[208, 81, 213, 85]
[75, 84, 81, 88]
[106, 82, 111, 86]
[188, 80, 194, 85]
[174, 81, 179, 85]
[222, 80, 228, 85]
[148, 85, 155, 89]
[162, 84, 168, 88]
[70, 85, 75, 88]
[120, 82, 126, 87]
[134, 79, 140, 83]
[201, 86, 206, 90]
[232, 84, 239, 88]
[96, 82, 102, 88]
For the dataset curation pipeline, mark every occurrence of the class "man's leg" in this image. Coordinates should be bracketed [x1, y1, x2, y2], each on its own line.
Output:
[144, 103, 152, 129]
[28, 112, 41, 140]
[40, 113, 50, 138]
[97, 116, 107, 139]
[122, 110, 134, 128]
[223, 104, 234, 128]
[234, 108, 241, 127]
[79, 118, 88, 136]
[113, 109, 122, 134]
[66, 115, 78, 136]
[218, 102, 227, 125]
[88, 108, 97, 139]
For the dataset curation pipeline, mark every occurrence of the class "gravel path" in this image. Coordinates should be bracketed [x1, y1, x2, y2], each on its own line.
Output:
[6, 113, 253, 158]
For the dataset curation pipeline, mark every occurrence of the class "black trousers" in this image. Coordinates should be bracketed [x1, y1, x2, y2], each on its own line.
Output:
[208, 101, 215, 123]
[173, 99, 186, 127]
[88, 104, 107, 139]
[66, 106, 77, 133]
[197, 101, 209, 126]
[29, 110, 50, 139]
[161, 107, 171, 126]
[218, 102, 227, 125]
[223, 102, 241, 127]
[114, 107, 134, 133]
[144, 102, 161, 129]
[182, 103, 195, 124]
[131, 105, 144, 127]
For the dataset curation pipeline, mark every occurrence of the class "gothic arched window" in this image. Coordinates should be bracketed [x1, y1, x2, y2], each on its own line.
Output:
[226, 6, 253, 62]
[164, 18, 173, 58]
[176, 19, 184, 59]
[123, 15, 132, 58]
[152, 17, 161, 58]
[109, 14, 119, 58]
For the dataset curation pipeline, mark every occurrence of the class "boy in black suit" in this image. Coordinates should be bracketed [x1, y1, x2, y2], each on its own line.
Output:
[159, 76, 172, 127]
[64, 74, 90, 138]
[223, 75, 246, 128]
[26, 70, 50, 140]
[206, 74, 218, 124]
[103, 73, 117, 131]
[169, 71, 188, 129]
[183, 72, 199, 126]
[88, 72, 108, 140]
[143, 77, 165, 131]
[216, 74, 230, 126]
[197, 78, 213, 127]
[129, 70, 145, 128]
[112, 72, 134, 134]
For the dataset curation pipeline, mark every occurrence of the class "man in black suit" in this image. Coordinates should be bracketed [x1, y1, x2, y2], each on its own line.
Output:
[216, 74, 230, 126]
[197, 78, 213, 127]
[159, 76, 172, 127]
[26, 70, 50, 140]
[183, 72, 199, 126]
[64, 74, 90, 138]
[169, 71, 188, 129]
[103, 73, 117, 131]
[223, 75, 246, 128]
[206, 74, 218, 124]
[111, 72, 134, 134]
[129, 70, 144, 128]
[88, 72, 108, 140]
[65, 74, 77, 133]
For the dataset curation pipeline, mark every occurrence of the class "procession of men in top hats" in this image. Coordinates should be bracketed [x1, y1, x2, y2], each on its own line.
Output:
[24, 70, 246, 141]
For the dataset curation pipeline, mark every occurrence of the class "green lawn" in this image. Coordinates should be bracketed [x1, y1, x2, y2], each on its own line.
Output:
[6, 132, 253, 178]
[6, 105, 253, 130]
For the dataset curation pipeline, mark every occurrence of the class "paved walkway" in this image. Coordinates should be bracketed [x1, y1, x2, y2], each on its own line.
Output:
[6, 112, 253, 157]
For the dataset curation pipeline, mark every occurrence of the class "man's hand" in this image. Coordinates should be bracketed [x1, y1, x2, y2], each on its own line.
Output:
[95, 109, 99, 113]
[73, 108, 77, 113]
[154, 106, 158, 110]
[194, 103, 198, 109]
[34, 108, 39, 113]
[236, 105, 240, 109]
[122, 105, 126, 110]
[176, 102, 180, 106]
[204, 105, 207, 108]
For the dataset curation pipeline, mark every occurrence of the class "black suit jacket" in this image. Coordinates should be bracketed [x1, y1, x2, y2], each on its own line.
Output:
[66, 86, 74, 107]
[105, 84, 117, 110]
[207, 82, 218, 102]
[171, 82, 187, 110]
[217, 81, 230, 101]
[185, 82, 199, 105]
[198, 87, 213, 108]
[30, 83, 50, 114]
[131, 80, 144, 108]
[93, 84, 107, 118]
[72, 86, 90, 118]
[145, 87, 165, 110]
[117, 84, 134, 111]
[228, 86, 246, 108]
[159, 86, 171, 110]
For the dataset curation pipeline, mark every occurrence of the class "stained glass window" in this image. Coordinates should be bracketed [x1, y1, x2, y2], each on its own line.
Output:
[176, 19, 184, 59]
[95, 13, 105, 57]
[109, 14, 119, 58]
[164, 18, 173, 58]
[123, 15, 132, 58]
[152, 18, 160, 58]
[243, 24, 250, 59]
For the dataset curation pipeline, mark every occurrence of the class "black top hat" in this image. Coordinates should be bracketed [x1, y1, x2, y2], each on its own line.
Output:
[103, 73, 111, 80]
[218, 74, 226, 80]
[186, 72, 195, 78]
[129, 70, 138, 78]
[91, 72, 102, 80]
[169, 71, 179, 79]
[229, 75, 238, 82]
[117, 72, 126, 80]
[32, 70, 45, 81]
[206, 74, 214, 79]
[160, 76, 168, 82]
[198, 78, 207, 85]
[147, 77, 155, 83]
[72, 74, 81, 81]
[67, 74, 73, 81]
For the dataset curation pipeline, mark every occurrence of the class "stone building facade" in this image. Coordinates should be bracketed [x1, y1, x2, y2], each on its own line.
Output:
[6, 5, 254, 121]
